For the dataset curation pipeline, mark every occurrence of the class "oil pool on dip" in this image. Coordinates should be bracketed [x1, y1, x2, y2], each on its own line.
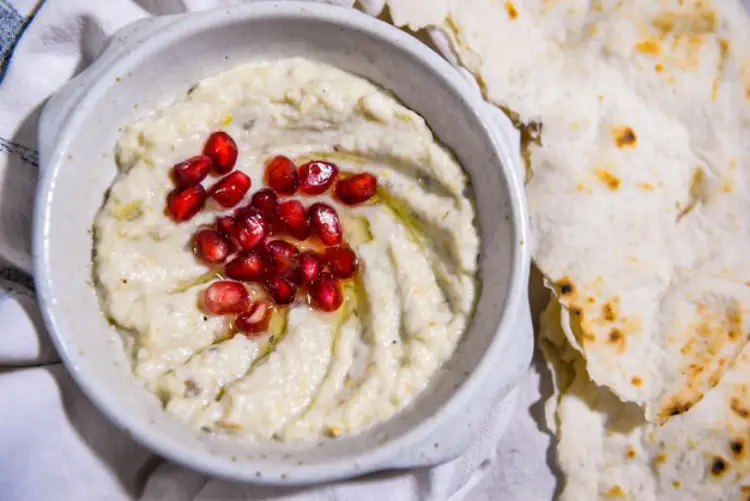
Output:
[92, 58, 480, 441]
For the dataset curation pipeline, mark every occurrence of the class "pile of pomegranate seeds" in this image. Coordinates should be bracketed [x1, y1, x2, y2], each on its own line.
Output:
[164, 131, 378, 335]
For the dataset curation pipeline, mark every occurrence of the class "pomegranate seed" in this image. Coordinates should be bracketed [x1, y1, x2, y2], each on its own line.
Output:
[266, 155, 299, 195]
[309, 203, 342, 246]
[335, 173, 377, 205]
[325, 246, 358, 279]
[299, 252, 323, 284]
[224, 250, 266, 282]
[208, 171, 251, 208]
[299, 160, 339, 195]
[287, 266, 304, 286]
[263, 240, 300, 278]
[277, 200, 310, 240]
[232, 203, 253, 220]
[167, 184, 206, 222]
[310, 273, 343, 312]
[236, 301, 273, 335]
[204, 131, 238, 175]
[203, 281, 249, 315]
[265, 276, 298, 305]
[215, 215, 237, 236]
[230, 209, 268, 250]
[193, 228, 231, 264]
[213, 215, 239, 253]
[172, 155, 212, 187]
[250, 189, 279, 218]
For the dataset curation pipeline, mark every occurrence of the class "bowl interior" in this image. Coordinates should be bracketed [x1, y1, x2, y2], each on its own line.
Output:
[37, 3, 521, 483]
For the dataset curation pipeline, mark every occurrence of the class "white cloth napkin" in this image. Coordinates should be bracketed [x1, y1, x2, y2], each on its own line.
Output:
[0, 1, 553, 500]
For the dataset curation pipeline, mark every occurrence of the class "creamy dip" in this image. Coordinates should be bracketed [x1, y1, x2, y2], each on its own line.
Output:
[93, 58, 479, 441]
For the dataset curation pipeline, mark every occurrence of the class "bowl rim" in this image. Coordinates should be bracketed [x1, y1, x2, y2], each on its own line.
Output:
[33, 0, 531, 484]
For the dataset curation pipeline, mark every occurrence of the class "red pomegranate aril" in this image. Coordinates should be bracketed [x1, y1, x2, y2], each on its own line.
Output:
[299, 252, 323, 284]
[335, 173, 377, 205]
[208, 171, 251, 208]
[232, 209, 268, 250]
[309, 202, 342, 246]
[203, 131, 238, 175]
[265, 155, 299, 195]
[236, 301, 273, 335]
[277, 199, 310, 240]
[299, 160, 339, 195]
[215, 215, 237, 236]
[167, 184, 207, 222]
[172, 155, 212, 187]
[265, 276, 298, 305]
[310, 273, 343, 312]
[287, 266, 304, 286]
[225, 250, 266, 282]
[263, 240, 300, 278]
[193, 228, 231, 264]
[202, 281, 249, 315]
[325, 246, 358, 279]
[250, 189, 279, 218]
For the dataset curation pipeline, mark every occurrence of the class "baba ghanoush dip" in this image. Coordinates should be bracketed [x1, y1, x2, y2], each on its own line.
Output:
[93, 58, 479, 441]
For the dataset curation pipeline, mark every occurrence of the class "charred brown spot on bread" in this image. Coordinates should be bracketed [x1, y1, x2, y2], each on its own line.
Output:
[672, 480, 681, 489]
[710, 456, 728, 477]
[505, 0, 518, 19]
[654, 451, 668, 465]
[708, 367, 723, 387]
[571, 306, 583, 317]
[635, 39, 662, 55]
[602, 302, 617, 322]
[613, 126, 637, 148]
[652, 8, 717, 35]
[731, 439, 745, 458]
[595, 168, 621, 190]
[631, 376, 643, 387]
[686, 362, 704, 378]
[727, 309, 743, 340]
[731, 397, 750, 419]
[626, 447, 637, 459]
[557, 278, 574, 296]
[605, 485, 626, 498]
[661, 396, 693, 420]
[608, 328, 626, 352]
[680, 338, 696, 355]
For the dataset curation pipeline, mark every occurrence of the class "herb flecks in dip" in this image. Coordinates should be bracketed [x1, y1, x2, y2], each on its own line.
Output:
[93, 58, 479, 441]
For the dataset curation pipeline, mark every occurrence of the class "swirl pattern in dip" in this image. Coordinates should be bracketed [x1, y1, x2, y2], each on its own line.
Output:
[93, 58, 479, 441]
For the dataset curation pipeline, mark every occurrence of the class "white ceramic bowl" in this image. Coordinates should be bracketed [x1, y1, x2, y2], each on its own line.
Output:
[33, 1, 532, 485]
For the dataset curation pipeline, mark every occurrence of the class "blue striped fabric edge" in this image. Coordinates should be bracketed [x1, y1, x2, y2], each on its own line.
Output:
[0, 0, 46, 83]
[0, 136, 38, 167]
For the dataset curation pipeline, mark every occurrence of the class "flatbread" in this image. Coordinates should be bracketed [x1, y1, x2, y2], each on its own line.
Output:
[540, 300, 750, 501]
[374, 0, 750, 423]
